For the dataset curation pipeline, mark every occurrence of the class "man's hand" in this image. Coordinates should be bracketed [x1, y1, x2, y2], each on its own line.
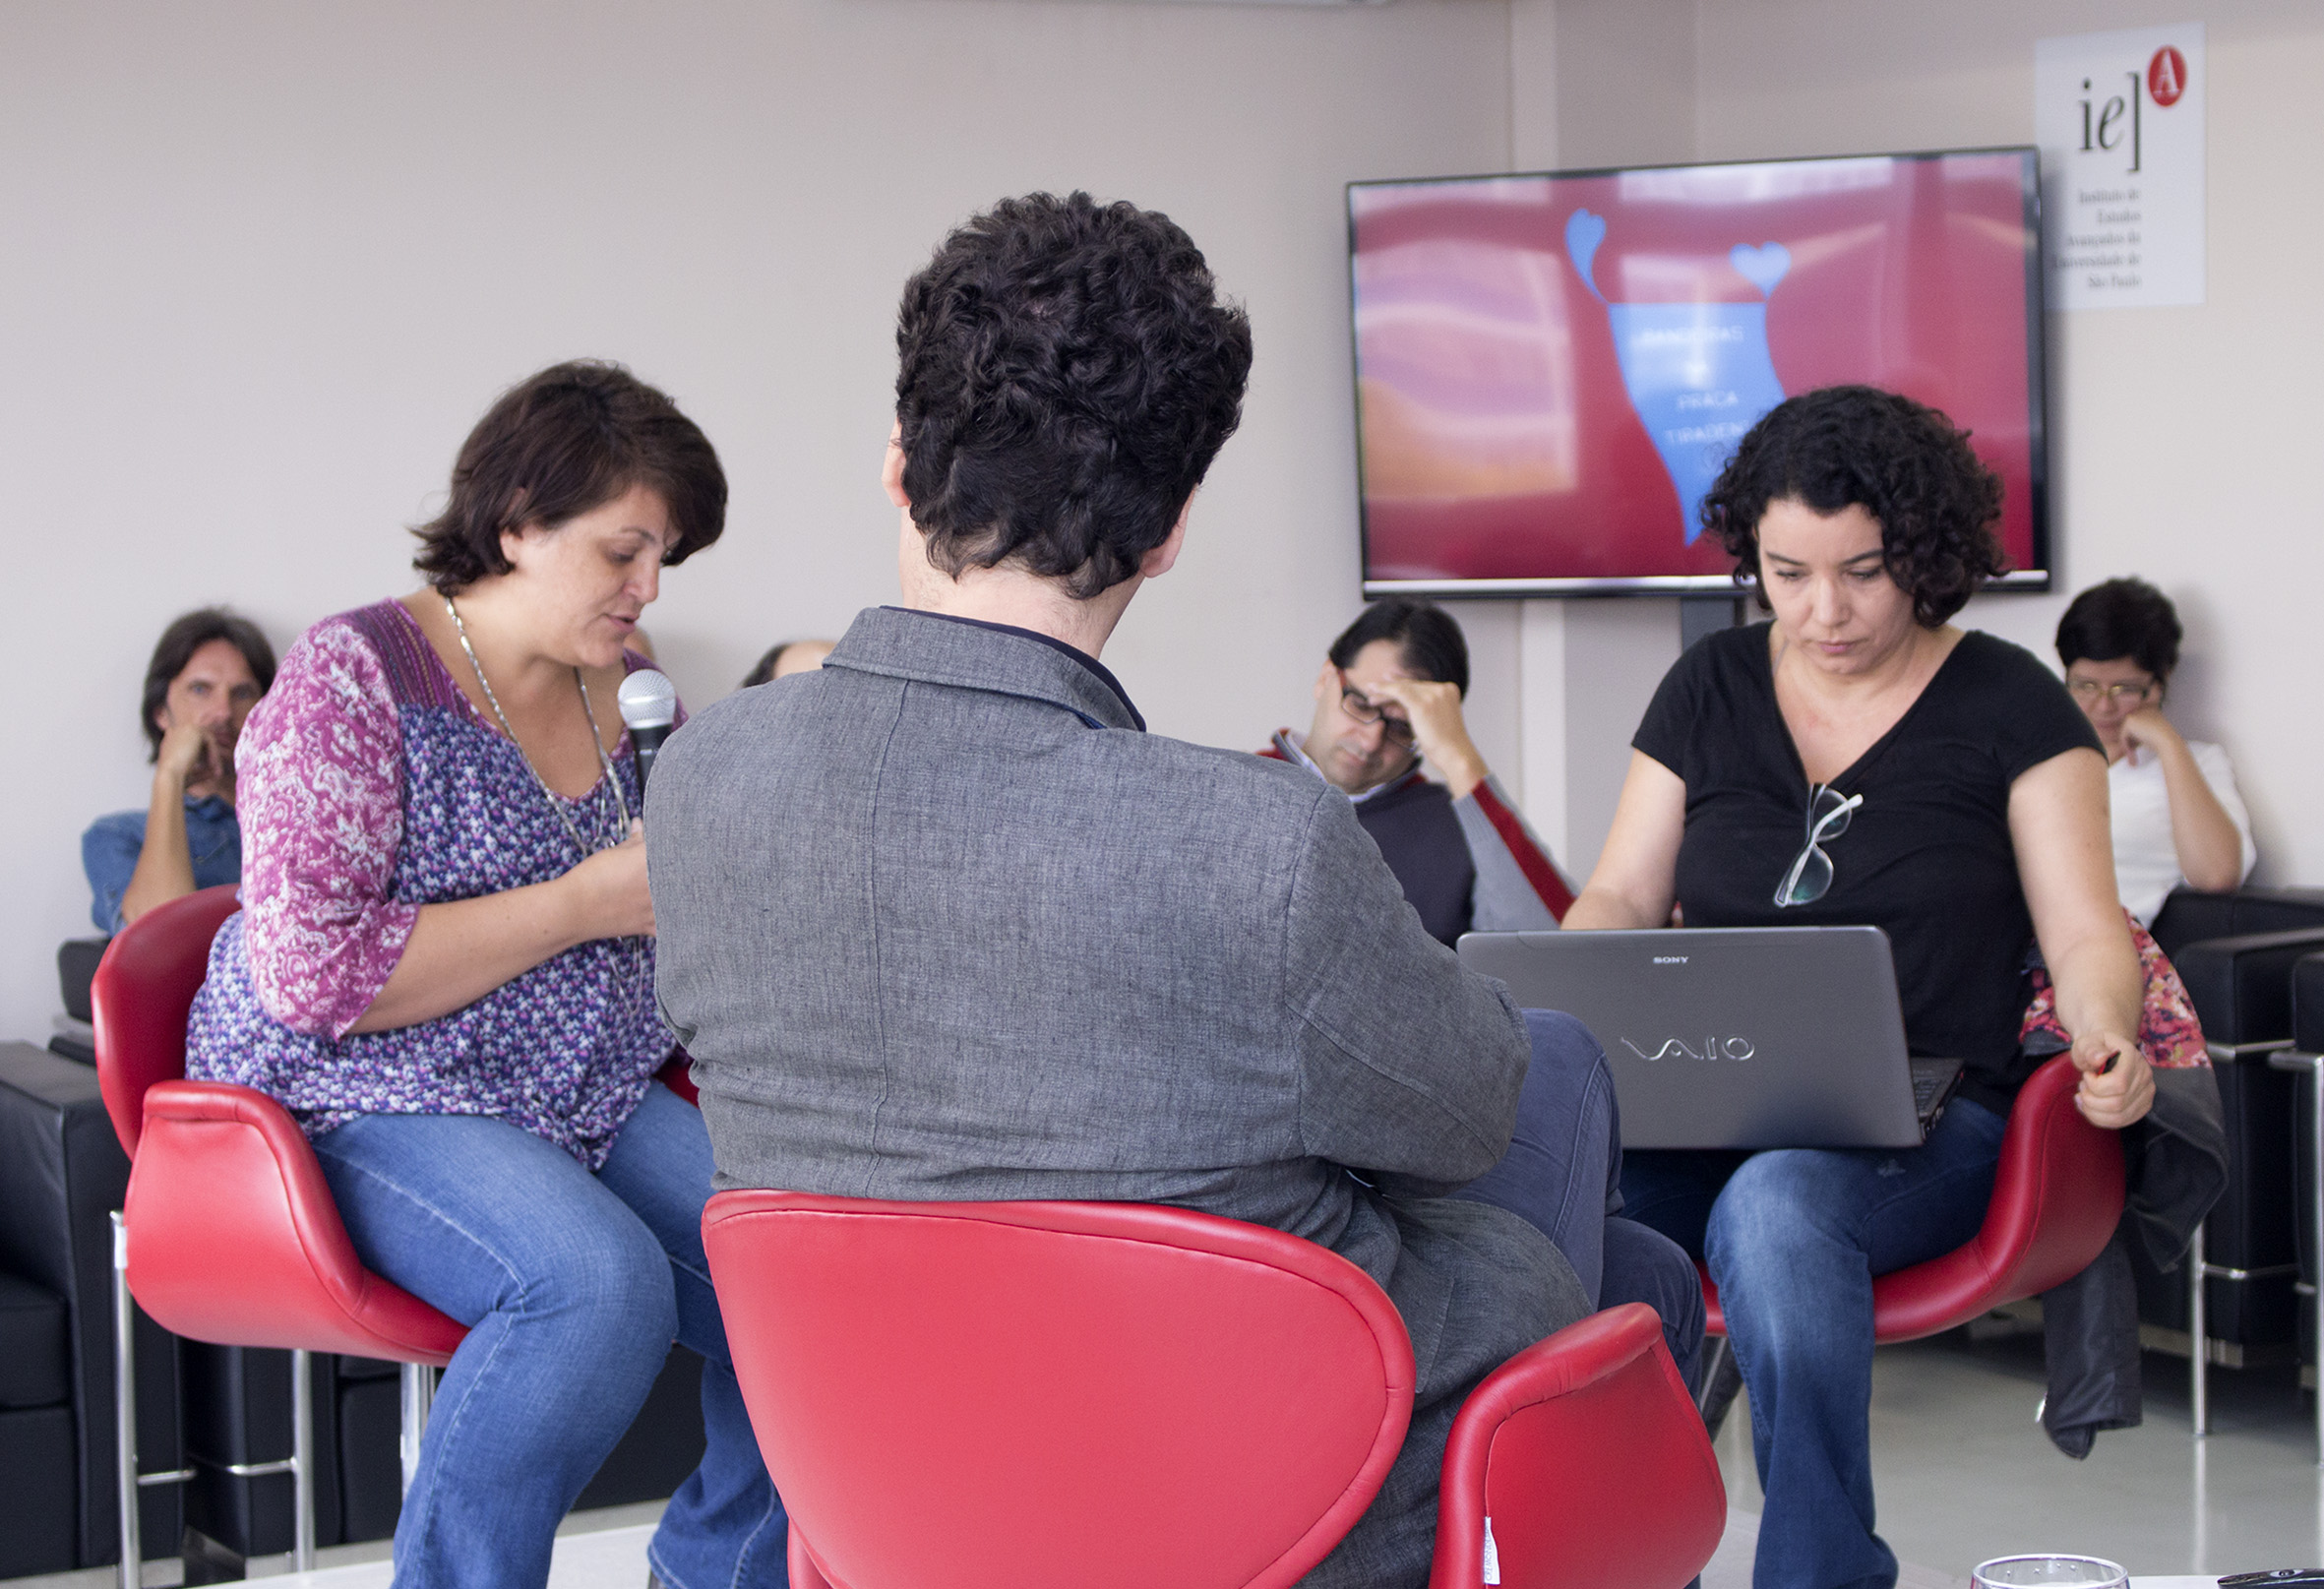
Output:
[153, 715, 216, 791]
[1367, 677, 1489, 801]
[2070, 1027, 2155, 1130]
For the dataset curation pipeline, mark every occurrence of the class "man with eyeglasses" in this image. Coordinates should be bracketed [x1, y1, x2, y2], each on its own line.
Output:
[1264, 598, 1573, 946]
[1264, 600, 1698, 1388]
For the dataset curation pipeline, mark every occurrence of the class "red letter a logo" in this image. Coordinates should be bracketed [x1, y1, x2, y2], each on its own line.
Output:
[2148, 45, 2188, 108]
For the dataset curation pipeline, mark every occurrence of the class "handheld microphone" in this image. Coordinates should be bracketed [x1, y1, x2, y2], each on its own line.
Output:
[616, 669, 678, 801]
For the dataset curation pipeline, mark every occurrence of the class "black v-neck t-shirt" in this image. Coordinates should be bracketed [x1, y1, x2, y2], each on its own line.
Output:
[1632, 623, 2101, 1112]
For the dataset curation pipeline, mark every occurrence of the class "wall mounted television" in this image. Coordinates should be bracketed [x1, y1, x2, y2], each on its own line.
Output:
[1348, 148, 2049, 597]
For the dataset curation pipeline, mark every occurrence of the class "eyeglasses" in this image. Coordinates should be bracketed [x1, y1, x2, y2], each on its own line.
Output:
[2066, 678, 2157, 705]
[1775, 783, 1863, 908]
[1338, 672, 1417, 749]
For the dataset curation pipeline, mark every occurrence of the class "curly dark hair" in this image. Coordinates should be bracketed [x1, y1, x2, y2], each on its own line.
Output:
[2056, 577, 2181, 681]
[1701, 386, 2007, 628]
[411, 360, 726, 593]
[893, 192, 1254, 599]
[141, 608, 276, 760]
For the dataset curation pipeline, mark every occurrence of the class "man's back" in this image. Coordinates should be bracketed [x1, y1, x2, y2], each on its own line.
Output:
[650, 606, 1585, 1588]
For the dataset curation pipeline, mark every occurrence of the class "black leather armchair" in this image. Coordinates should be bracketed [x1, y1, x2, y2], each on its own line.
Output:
[2141, 886, 2324, 1433]
[2276, 950, 2324, 1456]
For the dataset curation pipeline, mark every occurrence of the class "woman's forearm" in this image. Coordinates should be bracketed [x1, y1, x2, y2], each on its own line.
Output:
[2010, 748, 2144, 1047]
[2047, 927, 2143, 1046]
[118, 769, 197, 926]
[344, 880, 588, 1034]
[1563, 752, 1685, 930]
[2154, 740, 2246, 892]
[1561, 886, 1661, 931]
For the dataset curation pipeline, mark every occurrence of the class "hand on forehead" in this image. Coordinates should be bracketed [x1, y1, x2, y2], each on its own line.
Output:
[1342, 639, 1420, 699]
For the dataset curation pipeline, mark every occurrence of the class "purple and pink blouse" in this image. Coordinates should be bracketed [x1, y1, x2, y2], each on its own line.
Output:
[185, 600, 677, 1169]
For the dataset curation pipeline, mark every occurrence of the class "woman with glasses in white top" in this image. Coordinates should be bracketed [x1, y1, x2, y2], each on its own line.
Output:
[1564, 386, 2152, 1589]
[2056, 578, 2256, 925]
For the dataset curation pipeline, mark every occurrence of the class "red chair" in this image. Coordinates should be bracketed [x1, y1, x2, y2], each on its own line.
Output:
[1699, 1053, 2125, 1357]
[703, 1192, 1726, 1589]
[91, 886, 467, 1586]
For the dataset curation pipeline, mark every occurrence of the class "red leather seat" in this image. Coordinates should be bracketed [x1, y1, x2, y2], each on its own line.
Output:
[703, 1192, 1726, 1589]
[91, 886, 467, 1580]
[1700, 1054, 2126, 1344]
[93, 886, 468, 1365]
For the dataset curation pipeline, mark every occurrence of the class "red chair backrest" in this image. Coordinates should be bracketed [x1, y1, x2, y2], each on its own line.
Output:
[1432, 1305, 1727, 1589]
[91, 885, 241, 1158]
[702, 1192, 1416, 1589]
[1868, 1053, 2125, 1341]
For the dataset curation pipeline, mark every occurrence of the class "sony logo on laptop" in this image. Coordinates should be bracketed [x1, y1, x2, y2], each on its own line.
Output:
[1620, 1036, 1755, 1062]
[1652, 955, 1688, 963]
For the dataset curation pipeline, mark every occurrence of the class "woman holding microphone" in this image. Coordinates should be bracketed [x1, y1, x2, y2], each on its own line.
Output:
[186, 362, 783, 1589]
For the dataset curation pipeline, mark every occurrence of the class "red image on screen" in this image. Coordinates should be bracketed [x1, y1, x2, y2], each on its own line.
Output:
[1350, 151, 2046, 593]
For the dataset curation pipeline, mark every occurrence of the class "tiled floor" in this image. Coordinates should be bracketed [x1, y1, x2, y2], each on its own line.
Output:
[1710, 1329, 2322, 1582]
[10, 1332, 2313, 1588]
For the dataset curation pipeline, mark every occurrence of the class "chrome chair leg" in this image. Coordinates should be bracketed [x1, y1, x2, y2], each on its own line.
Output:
[2268, 1049, 2324, 1463]
[2190, 1221, 2209, 1438]
[202, 1351, 316, 1567]
[108, 1211, 207, 1587]
[2309, 1054, 2324, 1467]
[291, 1348, 316, 1569]
[399, 1361, 436, 1497]
[112, 1213, 140, 1589]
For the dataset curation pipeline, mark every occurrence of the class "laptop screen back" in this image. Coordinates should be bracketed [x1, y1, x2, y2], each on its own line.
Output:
[1457, 926, 1926, 1149]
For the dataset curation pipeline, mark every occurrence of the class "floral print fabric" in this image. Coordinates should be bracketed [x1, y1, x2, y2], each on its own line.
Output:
[2019, 912, 2209, 1071]
[186, 600, 672, 1168]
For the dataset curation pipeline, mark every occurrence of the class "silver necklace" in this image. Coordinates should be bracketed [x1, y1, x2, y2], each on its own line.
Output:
[444, 594, 632, 861]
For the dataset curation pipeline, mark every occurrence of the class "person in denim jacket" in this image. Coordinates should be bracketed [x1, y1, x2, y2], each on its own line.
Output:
[83, 607, 275, 932]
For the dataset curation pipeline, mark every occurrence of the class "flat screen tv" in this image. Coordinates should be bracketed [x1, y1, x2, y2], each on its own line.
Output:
[1348, 148, 2049, 596]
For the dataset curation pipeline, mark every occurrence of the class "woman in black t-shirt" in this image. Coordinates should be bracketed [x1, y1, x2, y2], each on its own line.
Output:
[1565, 388, 2151, 1589]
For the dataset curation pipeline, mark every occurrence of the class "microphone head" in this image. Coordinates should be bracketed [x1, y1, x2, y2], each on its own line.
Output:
[617, 668, 678, 731]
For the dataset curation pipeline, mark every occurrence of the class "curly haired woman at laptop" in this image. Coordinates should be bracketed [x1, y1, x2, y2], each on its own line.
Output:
[1563, 386, 2151, 1589]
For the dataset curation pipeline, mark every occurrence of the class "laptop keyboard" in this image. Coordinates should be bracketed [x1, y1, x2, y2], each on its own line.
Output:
[1908, 1057, 1965, 1125]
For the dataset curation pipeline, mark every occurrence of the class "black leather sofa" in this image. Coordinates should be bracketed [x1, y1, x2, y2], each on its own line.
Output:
[0, 1041, 185, 1573]
[0, 1265, 82, 1578]
[179, 1338, 708, 1565]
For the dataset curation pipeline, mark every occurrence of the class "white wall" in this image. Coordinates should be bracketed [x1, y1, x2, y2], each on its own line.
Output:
[1, 0, 1515, 1041]
[12, 0, 2314, 1043]
[1500, 0, 2322, 889]
[1687, 0, 2324, 887]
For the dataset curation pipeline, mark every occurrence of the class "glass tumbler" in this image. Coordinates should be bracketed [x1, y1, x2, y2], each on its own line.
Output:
[1973, 1557, 2129, 1589]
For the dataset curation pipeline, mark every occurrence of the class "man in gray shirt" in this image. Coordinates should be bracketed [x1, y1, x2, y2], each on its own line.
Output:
[649, 192, 1674, 1588]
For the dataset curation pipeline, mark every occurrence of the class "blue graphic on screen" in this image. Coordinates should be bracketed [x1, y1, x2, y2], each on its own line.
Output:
[1566, 211, 1791, 545]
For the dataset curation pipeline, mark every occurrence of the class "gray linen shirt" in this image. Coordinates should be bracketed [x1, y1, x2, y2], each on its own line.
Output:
[648, 606, 1585, 1589]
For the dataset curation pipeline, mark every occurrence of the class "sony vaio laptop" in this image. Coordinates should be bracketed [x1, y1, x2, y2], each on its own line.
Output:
[1456, 926, 1964, 1150]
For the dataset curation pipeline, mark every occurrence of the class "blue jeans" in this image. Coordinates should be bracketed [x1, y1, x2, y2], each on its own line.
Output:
[313, 1082, 786, 1589]
[1621, 1099, 2010, 1589]
[1457, 1009, 1707, 1385]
